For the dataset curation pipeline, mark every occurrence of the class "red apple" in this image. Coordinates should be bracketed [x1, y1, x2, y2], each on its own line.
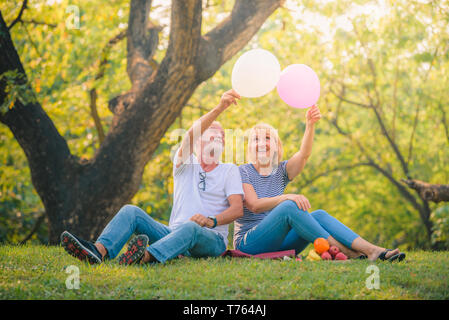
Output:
[329, 246, 340, 258]
[335, 252, 348, 260]
[321, 251, 332, 260]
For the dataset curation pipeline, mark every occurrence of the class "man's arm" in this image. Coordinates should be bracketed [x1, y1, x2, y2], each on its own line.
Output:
[176, 89, 240, 168]
[189, 194, 243, 227]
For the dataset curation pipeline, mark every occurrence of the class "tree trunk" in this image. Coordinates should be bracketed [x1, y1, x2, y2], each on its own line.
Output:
[0, 0, 284, 244]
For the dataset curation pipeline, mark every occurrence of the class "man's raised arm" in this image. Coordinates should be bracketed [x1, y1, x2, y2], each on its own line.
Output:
[176, 89, 241, 168]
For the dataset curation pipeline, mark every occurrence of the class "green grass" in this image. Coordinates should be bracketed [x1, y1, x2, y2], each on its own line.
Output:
[1, 244, 448, 299]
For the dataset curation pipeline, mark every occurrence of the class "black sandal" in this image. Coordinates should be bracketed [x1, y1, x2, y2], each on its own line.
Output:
[377, 249, 406, 262]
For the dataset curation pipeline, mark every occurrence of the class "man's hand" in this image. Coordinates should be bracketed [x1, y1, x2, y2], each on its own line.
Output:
[190, 213, 214, 228]
[282, 194, 311, 211]
[306, 105, 321, 126]
[218, 89, 241, 110]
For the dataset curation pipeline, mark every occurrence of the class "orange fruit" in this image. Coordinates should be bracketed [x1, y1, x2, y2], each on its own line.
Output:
[313, 238, 330, 254]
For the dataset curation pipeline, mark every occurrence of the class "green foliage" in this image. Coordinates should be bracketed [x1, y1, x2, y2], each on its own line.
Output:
[0, 0, 448, 249]
[0, 70, 37, 114]
[0, 134, 47, 243]
[431, 205, 449, 249]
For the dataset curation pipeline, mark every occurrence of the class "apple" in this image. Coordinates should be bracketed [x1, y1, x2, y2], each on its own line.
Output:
[335, 252, 348, 260]
[321, 251, 332, 260]
[329, 246, 340, 258]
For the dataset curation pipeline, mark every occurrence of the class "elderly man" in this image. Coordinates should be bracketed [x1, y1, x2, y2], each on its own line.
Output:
[61, 89, 243, 265]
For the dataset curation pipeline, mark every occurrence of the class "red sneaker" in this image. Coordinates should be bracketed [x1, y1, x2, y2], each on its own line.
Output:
[118, 234, 149, 265]
[60, 231, 102, 265]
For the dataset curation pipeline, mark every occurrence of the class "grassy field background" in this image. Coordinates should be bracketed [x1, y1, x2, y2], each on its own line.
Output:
[1, 244, 448, 300]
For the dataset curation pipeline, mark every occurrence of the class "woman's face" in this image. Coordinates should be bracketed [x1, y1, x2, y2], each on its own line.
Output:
[250, 130, 276, 165]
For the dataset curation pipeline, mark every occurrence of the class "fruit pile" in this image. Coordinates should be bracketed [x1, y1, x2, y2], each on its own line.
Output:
[305, 238, 348, 261]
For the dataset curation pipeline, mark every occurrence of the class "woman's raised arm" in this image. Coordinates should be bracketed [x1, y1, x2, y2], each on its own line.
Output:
[285, 105, 322, 180]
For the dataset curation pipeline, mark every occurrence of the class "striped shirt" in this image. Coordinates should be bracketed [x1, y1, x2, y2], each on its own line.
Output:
[233, 160, 291, 248]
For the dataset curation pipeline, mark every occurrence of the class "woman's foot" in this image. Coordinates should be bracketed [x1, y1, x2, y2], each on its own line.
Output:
[368, 248, 400, 261]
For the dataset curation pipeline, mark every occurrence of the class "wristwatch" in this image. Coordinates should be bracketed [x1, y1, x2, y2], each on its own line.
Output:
[207, 216, 217, 229]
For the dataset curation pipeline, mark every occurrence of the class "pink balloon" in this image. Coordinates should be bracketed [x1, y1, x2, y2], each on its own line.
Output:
[276, 64, 320, 109]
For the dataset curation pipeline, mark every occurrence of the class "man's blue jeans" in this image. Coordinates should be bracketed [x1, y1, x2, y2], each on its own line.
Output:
[96, 205, 226, 263]
[236, 200, 359, 255]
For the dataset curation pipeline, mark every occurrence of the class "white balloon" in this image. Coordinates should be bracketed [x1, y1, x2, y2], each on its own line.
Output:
[231, 49, 281, 98]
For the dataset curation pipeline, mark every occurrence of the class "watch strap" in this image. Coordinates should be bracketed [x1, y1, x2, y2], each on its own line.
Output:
[207, 216, 217, 229]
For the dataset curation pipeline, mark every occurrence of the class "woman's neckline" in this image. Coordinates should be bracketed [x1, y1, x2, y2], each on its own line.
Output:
[249, 163, 276, 177]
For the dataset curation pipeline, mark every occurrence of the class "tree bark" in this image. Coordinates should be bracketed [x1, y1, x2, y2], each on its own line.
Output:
[402, 179, 449, 203]
[0, 0, 284, 243]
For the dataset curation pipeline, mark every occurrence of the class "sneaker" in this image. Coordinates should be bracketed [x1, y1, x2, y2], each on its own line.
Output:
[118, 234, 149, 265]
[60, 231, 102, 265]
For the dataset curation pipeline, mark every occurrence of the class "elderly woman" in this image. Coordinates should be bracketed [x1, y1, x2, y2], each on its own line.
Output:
[233, 105, 405, 262]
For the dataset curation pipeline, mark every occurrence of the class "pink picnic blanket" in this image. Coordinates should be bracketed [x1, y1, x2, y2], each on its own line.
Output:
[220, 249, 296, 260]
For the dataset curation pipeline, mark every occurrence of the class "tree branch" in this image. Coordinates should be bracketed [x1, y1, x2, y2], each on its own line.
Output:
[20, 19, 57, 28]
[365, 161, 433, 236]
[329, 86, 371, 109]
[161, 0, 203, 75]
[402, 179, 449, 203]
[89, 29, 127, 144]
[298, 162, 371, 189]
[370, 102, 410, 178]
[108, 0, 163, 116]
[127, 0, 161, 88]
[19, 211, 45, 245]
[7, 0, 28, 30]
[195, 0, 285, 82]
[185, 103, 211, 113]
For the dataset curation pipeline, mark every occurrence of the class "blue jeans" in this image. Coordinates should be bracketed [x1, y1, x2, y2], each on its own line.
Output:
[96, 205, 226, 263]
[236, 200, 359, 255]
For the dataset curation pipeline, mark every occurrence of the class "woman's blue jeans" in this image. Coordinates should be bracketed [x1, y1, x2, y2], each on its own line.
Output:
[236, 200, 359, 255]
[96, 205, 226, 263]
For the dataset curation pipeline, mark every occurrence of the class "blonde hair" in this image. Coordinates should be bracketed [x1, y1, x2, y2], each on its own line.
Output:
[247, 123, 283, 166]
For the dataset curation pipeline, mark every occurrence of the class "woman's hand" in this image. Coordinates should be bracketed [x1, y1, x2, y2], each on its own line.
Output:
[306, 105, 321, 126]
[218, 89, 241, 110]
[283, 194, 311, 211]
[190, 213, 214, 228]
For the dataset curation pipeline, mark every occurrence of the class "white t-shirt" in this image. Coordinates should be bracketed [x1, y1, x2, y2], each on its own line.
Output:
[168, 148, 244, 247]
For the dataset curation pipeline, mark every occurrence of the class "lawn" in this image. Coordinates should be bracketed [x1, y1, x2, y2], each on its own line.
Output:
[1, 244, 448, 299]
